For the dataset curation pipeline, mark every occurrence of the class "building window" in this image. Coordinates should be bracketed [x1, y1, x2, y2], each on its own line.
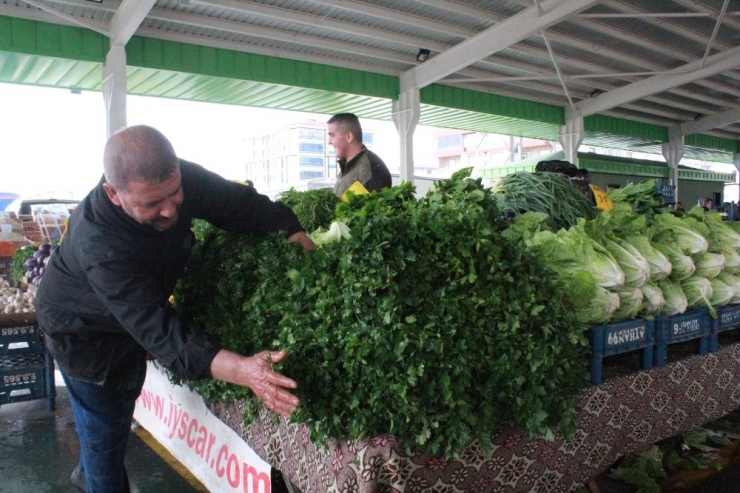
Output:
[299, 143, 324, 153]
[300, 171, 325, 180]
[300, 157, 324, 166]
[437, 135, 463, 149]
[299, 128, 324, 139]
[363, 133, 374, 144]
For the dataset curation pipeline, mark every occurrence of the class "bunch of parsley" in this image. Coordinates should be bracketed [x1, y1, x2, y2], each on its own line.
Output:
[175, 170, 588, 458]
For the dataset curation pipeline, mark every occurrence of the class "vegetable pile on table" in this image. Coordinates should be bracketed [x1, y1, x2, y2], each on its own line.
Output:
[501, 177, 740, 324]
[174, 170, 589, 458]
[16, 243, 55, 286]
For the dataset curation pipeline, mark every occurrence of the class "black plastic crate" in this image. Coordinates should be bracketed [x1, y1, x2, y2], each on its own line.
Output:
[588, 318, 655, 384]
[655, 307, 711, 366]
[0, 352, 50, 406]
[710, 303, 740, 352]
[0, 317, 43, 356]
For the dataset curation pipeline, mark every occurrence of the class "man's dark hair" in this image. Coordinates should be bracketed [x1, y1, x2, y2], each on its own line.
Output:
[104, 125, 179, 191]
[327, 113, 363, 141]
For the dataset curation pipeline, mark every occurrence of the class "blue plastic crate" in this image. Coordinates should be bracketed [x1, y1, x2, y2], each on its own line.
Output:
[709, 303, 740, 352]
[588, 318, 655, 384]
[0, 352, 48, 406]
[655, 307, 711, 367]
[0, 317, 43, 356]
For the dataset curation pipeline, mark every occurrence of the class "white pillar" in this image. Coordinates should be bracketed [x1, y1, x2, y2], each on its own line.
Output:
[662, 136, 684, 204]
[733, 152, 740, 203]
[392, 88, 420, 184]
[558, 116, 583, 166]
[103, 45, 128, 138]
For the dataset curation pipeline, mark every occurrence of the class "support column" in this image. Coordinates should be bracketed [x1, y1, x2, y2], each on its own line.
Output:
[392, 88, 420, 184]
[102, 45, 128, 138]
[733, 152, 740, 204]
[558, 116, 584, 166]
[662, 136, 684, 205]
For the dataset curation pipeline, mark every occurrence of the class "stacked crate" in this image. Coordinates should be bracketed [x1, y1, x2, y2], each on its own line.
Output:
[710, 304, 740, 352]
[654, 308, 711, 367]
[0, 313, 55, 411]
[588, 318, 655, 384]
[588, 307, 718, 384]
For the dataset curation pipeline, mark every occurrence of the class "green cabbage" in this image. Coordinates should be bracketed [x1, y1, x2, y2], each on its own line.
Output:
[640, 281, 665, 317]
[686, 208, 740, 250]
[604, 238, 650, 288]
[693, 252, 726, 279]
[681, 275, 715, 315]
[310, 221, 352, 245]
[710, 276, 734, 307]
[599, 200, 647, 234]
[653, 240, 695, 281]
[623, 234, 671, 282]
[720, 244, 740, 270]
[612, 287, 643, 321]
[528, 223, 625, 289]
[651, 213, 709, 256]
[576, 285, 620, 324]
[658, 279, 688, 316]
[717, 272, 740, 304]
[501, 211, 550, 244]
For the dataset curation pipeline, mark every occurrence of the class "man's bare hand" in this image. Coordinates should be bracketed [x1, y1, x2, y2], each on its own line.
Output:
[288, 231, 316, 251]
[210, 349, 299, 417]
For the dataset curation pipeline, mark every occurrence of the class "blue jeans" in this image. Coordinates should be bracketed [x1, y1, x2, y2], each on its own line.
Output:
[62, 368, 146, 493]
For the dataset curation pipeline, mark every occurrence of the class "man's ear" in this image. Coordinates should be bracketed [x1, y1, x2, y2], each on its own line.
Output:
[102, 182, 123, 207]
[345, 131, 356, 144]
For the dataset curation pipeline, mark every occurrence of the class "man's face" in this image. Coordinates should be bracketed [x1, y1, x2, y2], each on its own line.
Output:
[327, 122, 351, 160]
[103, 169, 184, 231]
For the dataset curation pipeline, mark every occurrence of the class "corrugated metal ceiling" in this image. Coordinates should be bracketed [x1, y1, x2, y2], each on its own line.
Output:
[0, 0, 739, 162]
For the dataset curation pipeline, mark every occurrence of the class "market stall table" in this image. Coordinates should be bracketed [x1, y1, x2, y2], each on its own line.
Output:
[200, 342, 740, 492]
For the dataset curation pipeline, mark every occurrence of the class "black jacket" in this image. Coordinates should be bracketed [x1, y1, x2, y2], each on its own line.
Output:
[333, 146, 392, 197]
[36, 160, 304, 387]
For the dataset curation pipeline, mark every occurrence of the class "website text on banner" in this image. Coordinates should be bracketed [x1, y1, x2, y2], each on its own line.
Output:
[134, 361, 271, 493]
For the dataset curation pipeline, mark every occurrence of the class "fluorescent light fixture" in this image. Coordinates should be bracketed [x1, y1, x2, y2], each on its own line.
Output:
[416, 49, 431, 62]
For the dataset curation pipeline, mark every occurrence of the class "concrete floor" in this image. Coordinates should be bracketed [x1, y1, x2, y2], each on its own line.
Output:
[0, 371, 207, 493]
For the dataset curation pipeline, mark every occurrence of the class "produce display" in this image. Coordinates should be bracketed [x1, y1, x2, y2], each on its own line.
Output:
[490, 170, 598, 230]
[172, 169, 740, 459]
[0, 279, 34, 314]
[274, 187, 339, 233]
[503, 178, 740, 324]
[174, 171, 588, 457]
[14, 243, 54, 286]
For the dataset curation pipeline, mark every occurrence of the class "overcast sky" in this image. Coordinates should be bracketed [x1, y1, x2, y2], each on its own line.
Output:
[1, 82, 435, 200]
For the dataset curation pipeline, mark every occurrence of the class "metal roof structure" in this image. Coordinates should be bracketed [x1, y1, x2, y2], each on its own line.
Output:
[1, 0, 740, 163]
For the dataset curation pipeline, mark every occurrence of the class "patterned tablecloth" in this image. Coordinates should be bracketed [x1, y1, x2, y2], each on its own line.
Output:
[206, 343, 740, 492]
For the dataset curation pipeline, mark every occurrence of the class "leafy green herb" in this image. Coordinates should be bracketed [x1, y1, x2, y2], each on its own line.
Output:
[490, 170, 597, 231]
[11, 245, 38, 282]
[276, 187, 339, 233]
[609, 446, 665, 493]
[175, 171, 588, 458]
[607, 179, 667, 217]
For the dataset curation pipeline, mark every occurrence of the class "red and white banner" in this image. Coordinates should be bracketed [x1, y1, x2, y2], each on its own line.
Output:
[134, 362, 271, 493]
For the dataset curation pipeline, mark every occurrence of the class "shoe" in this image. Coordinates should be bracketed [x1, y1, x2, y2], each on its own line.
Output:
[70, 465, 86, 492]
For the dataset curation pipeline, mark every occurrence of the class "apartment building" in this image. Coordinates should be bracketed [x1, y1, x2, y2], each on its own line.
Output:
[244, 119, 377, 195]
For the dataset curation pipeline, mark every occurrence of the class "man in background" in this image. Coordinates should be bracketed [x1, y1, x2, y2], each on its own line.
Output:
[327, 112, 392, 198]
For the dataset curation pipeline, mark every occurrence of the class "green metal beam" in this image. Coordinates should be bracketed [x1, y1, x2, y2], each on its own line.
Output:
[1, 14, 738, 164]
